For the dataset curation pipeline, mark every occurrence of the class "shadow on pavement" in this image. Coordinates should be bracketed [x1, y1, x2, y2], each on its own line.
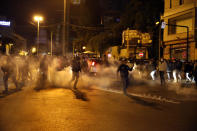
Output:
[33, 84, 89, 101]
[71, 88, 89, 101]
[126, 94, 162, 110]
[33, 83, 70, 91]
[0, 88, 22, 98]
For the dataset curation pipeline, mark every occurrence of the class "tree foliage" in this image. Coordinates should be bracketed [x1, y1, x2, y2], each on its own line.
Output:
[72, 0, 164, 54]
[113, 0, 164, 34]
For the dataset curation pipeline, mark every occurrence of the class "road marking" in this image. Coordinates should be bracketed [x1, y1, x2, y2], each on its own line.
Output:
[92, 86, 180, 104]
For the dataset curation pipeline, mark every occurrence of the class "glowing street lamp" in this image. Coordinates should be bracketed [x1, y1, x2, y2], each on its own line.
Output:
[31, 47, 37, 54]
[156, 21, 160, 25]
[82, 46, 86, 50]
[34, 16, 43, 22]
[34, 15, 43, 55]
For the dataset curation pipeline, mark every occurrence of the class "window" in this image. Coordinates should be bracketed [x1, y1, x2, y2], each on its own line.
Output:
[170, 0, 172, 8]
[168, 13, 192, 35]
[168, 19, 176, 34]
[179, 0, 184, 5]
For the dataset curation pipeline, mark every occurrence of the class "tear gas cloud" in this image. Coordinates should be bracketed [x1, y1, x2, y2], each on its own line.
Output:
[0, 54, 196, 97]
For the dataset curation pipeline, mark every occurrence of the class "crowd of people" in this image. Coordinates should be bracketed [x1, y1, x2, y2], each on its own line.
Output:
[0, 54, 111, 93]
[0, 55, 69, 93]
[136, 58, 197, 86]
[1, 54, 197, 94]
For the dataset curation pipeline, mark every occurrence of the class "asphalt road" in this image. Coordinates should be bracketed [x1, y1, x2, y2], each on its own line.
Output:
[0, 85, 197, 131]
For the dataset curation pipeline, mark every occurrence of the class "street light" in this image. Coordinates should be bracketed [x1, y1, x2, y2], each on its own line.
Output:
[156, 21, 160, 25]
[82, 46, 86, 50]
[34, 15, 43, 55]
[31, 47, 37, 54]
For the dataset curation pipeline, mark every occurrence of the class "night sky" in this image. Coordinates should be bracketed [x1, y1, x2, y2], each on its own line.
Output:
[0, 0, 126, 25]
[0, 0, 63, 25]
[0, 0, 128, 42]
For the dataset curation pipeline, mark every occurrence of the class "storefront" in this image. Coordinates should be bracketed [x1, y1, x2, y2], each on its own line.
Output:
[164, 43, 187, 60]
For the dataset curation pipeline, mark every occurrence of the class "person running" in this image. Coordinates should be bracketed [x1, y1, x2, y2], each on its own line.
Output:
[70, 56, 81, 89]
[149, 59, 157, 80]
[117, 59, 133, 95]
[184, 62, 193, 82]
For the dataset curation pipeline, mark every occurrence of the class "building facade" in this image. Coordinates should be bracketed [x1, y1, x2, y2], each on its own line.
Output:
[162, 0, 197, 61]
[0, 17, 26, 55]
[120, 29, 152, 59]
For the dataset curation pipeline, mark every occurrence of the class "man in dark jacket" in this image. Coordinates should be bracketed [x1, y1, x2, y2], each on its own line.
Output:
[117, 59, 133, 94]
[70, 56, 81, 89]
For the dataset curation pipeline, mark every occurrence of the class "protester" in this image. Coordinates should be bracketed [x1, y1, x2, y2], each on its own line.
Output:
[158, 58, 167, 86]
[36, 55, 48, 89]
[70, 56, 81, 89]
[81, 57, 89, 73]
[184, 62, 193, 82]
[193, 61, 197, 87]
[1, 56, 19, 93]
[149, 59, 157, 80]
[117, 59, 133, 94]
[166, 60, 173, 81]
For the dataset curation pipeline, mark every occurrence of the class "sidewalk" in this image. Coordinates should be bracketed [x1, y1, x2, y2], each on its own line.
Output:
[109, 79, 197, 102]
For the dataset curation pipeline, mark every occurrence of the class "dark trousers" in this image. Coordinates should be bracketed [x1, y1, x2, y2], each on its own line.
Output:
[37, 72, 47, 88]
[70, 72, 79, 89]
[3, 73, 19, 92]
[195, 77, 197, 87]
[121, 77, 129, 94]
[159, 71, 165, 86]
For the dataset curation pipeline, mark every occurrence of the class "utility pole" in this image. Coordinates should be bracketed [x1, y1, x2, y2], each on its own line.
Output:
[63, 0, 66, 56]
[51, 31, 53, 56]
[158, 23, 161, 60]
[67, 0, 70, 55]
[37, 20, 40, 56]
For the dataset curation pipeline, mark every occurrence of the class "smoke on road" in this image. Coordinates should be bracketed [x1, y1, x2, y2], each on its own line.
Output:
[0, 54, 197, 97]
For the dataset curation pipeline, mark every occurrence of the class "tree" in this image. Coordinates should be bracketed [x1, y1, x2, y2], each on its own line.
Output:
[87, 31, 113, 54]
[72, 0, 164, 57]
[111, 0, 164, 59]
[113, 0, 164, 33]
[70, 0, 102, 53]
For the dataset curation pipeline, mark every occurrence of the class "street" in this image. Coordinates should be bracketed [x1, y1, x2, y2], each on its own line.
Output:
[0, 84, 197, 131]
[1, 0, 197, 130]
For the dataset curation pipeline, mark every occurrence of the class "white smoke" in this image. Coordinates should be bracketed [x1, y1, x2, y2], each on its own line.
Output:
[0, 54, 197, 99]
